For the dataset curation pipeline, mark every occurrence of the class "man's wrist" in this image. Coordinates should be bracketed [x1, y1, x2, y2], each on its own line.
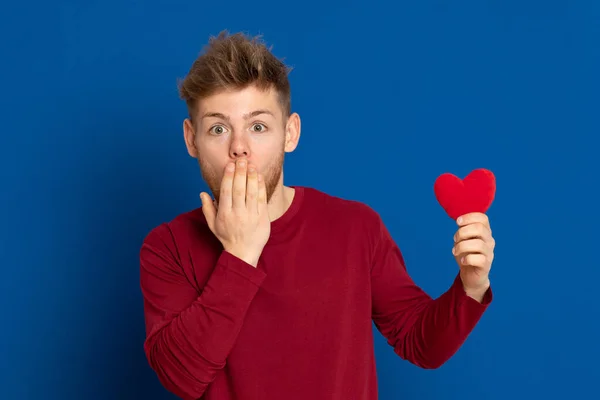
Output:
[463, 280, 490, 303]
[224, 247, 261, 268]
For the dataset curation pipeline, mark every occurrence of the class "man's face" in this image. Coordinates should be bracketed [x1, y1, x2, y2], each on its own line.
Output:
[184, 85, 299, 204]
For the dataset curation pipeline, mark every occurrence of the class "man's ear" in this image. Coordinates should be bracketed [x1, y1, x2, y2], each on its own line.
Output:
[284, 112, 301, 153]
[183, 118, 198, 158]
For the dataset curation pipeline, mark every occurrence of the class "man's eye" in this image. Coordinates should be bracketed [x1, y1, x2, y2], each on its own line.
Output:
[210, 125, 226, 135]
[252, 123, 266, 132]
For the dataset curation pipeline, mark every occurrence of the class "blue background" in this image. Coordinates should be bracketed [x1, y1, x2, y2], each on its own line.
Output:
[2, 0, 598, 399]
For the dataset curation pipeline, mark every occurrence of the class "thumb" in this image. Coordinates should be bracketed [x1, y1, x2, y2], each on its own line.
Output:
[200, 192, 216, 231]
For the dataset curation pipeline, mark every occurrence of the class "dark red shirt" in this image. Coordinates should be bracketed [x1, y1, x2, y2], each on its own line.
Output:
[140, 186, 492, 399]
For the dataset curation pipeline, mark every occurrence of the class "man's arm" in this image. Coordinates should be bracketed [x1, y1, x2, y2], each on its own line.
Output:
[140, 224, 266, 400]
[370, 215, 492, 369]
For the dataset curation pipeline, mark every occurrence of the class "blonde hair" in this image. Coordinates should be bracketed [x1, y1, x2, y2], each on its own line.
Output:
[178, 30, 292, 120]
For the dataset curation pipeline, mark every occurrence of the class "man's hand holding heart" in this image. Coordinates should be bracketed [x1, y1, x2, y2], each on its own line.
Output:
[452, 212, 495, 302]
[433, 168, 496, 303]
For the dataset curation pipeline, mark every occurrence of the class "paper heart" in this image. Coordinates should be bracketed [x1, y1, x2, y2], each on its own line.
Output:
[434, 168, 496, 221]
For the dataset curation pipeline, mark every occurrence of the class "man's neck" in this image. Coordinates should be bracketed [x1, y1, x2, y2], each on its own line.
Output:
[267, 185, 295, 222]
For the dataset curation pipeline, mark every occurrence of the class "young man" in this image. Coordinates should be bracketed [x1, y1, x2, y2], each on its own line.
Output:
[139, 31, 495, 400]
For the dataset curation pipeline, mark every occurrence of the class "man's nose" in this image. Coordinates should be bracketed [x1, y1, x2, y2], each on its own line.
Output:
[229, 136, 250, 158]
[231, 150, 248, 157]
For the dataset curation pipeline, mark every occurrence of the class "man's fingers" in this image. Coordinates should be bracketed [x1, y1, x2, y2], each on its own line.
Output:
[456, 212, 490, 228]
[257, 173, 268, 212]
[246, 164, 259, 213]
[219, 163, 235, 210]
[200, 192, 216, 231]
[232, 159, 248, 209]
[461, 253, 489, 268]
[454, 223, 492, 243]
[453, 238, 488, 256]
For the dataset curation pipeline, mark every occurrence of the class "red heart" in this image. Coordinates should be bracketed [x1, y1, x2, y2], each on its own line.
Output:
[433, 168, 496, 220]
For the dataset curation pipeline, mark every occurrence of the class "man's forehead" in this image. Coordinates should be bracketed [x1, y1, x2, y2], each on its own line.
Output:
[196, 86, 282, 119]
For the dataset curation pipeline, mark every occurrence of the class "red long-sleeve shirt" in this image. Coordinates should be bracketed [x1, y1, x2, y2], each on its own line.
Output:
[139, 186, 492, 400]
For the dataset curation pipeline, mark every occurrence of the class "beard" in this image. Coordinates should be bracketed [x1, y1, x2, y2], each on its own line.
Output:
[198, 150, 284, 206]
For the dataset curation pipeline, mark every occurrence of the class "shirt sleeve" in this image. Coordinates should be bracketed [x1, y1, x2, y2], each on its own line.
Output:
[370, 214, 492, 369]
[139, 223, 267, 399]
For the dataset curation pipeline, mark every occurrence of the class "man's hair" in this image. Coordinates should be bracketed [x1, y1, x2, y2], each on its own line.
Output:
[178, 30, 293, 121]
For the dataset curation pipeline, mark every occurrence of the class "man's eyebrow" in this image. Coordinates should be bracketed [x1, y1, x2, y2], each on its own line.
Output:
[201, 112, 229, 121]
[201, 109, 274, 121]
[244, 109, 274, 119]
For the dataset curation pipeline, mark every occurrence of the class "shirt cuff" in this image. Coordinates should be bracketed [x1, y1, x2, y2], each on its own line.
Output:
[218, 250, 267, 287]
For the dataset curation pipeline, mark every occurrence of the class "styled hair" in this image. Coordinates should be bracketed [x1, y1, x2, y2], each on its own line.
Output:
[178, 30, 293, 121]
